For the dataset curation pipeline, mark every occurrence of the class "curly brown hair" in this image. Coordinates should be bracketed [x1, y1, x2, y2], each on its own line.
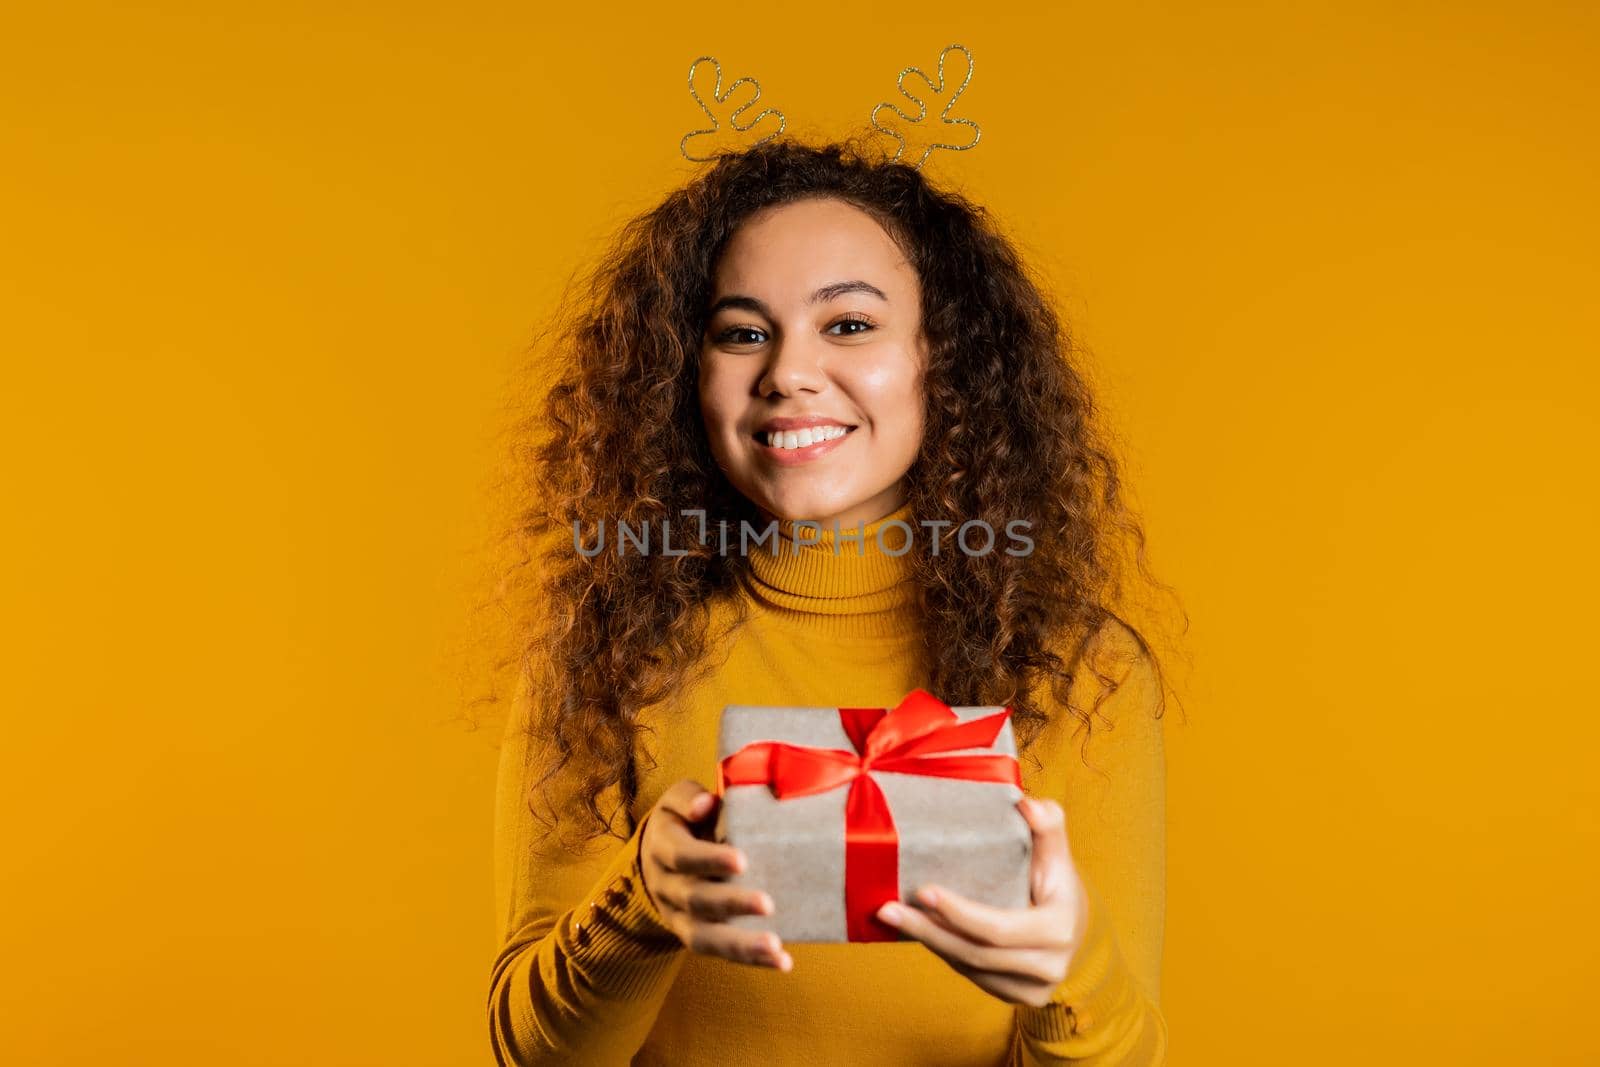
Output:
[470, 134, 1187, 846]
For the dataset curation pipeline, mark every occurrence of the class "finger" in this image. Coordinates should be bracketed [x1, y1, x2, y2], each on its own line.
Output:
[648, 869, 711, 922]
[657, 779, 718, 825]
[1019, 797, 1071, 905]
[683, 882, 774, 922]
[947, 958, 1058, 1008]
[877, 901, 1067, 985]
[686, 920, 793, 971]
[657, 821, 746, 877]
[908, 883, 1061, 949]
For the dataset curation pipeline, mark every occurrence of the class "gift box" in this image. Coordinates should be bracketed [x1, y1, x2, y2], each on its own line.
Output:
[713, 689, 1033, 943]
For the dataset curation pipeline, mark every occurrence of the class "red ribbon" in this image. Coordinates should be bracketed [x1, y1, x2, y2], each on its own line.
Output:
[717, 689, 1021, 942]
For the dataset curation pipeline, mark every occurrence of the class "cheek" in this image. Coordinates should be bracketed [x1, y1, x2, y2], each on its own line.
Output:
[852, 353, 925, 434]
[697, 362, 740, 437]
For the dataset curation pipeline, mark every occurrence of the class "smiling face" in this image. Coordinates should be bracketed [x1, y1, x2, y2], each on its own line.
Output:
[698, 196, 927, 530]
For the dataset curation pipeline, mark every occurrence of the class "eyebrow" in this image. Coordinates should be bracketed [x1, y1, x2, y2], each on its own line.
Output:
[707, 279, 889, 319]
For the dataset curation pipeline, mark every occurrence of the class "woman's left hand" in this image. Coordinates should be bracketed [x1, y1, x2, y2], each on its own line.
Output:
[876, 795, 1088, 1007]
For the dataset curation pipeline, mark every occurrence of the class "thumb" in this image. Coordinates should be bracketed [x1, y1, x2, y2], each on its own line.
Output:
[1019, 796, 1071, 905]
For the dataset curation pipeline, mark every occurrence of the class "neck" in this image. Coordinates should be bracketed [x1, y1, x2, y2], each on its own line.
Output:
[738, 499, 921, 639]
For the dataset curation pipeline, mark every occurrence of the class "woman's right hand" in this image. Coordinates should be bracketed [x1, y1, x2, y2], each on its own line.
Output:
[638, 779, 793, 971]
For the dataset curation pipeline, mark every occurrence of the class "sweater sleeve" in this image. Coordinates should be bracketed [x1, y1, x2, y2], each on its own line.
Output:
[1012, 631, 1169, 1066]
[486, 670, 687, 1066]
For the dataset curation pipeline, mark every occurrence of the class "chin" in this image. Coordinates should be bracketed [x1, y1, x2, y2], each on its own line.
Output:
[770, 492, 882, 526]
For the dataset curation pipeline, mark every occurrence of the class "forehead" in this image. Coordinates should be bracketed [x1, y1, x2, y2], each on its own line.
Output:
[711, 197, 915, 298]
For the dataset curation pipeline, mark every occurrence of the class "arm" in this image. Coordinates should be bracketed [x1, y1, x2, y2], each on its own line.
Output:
[1013, 635, 1169, 1065]
[486, 672, 686, 1065]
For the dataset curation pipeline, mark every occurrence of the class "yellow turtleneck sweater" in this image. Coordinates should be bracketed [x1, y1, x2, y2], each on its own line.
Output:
[489, 503, 1168, 1065]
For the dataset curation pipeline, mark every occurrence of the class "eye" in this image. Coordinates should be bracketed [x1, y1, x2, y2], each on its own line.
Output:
[715, 325, 768, 346]
[827, 313, 878, 337]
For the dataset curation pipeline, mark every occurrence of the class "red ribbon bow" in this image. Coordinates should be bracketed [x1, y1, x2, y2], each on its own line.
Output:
[717, 688, 1021, 942]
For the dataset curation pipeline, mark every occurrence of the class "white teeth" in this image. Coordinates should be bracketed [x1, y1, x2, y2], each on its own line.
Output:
[763, 425, 848, 449]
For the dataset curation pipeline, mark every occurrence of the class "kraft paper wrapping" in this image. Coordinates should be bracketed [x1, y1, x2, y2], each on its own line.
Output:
[713, 703, 1033, 943]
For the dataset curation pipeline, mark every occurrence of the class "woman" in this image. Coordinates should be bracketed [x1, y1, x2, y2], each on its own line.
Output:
[487, 136, 1176, 1065]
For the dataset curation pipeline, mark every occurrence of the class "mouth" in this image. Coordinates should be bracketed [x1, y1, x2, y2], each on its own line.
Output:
[751, 424, 858, 449]
[750, 424, 859, 463]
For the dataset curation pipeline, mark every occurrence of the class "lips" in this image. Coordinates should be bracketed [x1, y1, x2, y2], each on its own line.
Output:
[754, 414, 858, 435]
[753, 423, 858, 464]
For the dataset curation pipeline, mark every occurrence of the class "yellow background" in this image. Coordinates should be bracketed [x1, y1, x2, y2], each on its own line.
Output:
[3, 3, 1596, 1064]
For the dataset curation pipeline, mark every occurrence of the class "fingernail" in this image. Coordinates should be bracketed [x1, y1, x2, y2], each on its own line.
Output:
[756, 893, 773, 915]
[692, 793, 713, 817]
[916, 886, 940, 907]
[878, 902, 904, 925]
[776, 950, 793, 972]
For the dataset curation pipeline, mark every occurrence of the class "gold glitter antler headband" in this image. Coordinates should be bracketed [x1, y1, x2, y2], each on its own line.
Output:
[869, 43, 981, 169]
[677, 45, 982, 170]
[679, 56, 787, 162]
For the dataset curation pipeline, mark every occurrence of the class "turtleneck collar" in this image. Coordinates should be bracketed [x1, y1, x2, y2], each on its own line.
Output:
[739, 500, 921, 638]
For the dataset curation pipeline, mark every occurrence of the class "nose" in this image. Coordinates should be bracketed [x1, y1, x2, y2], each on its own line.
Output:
[757, 331, 829, 398]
